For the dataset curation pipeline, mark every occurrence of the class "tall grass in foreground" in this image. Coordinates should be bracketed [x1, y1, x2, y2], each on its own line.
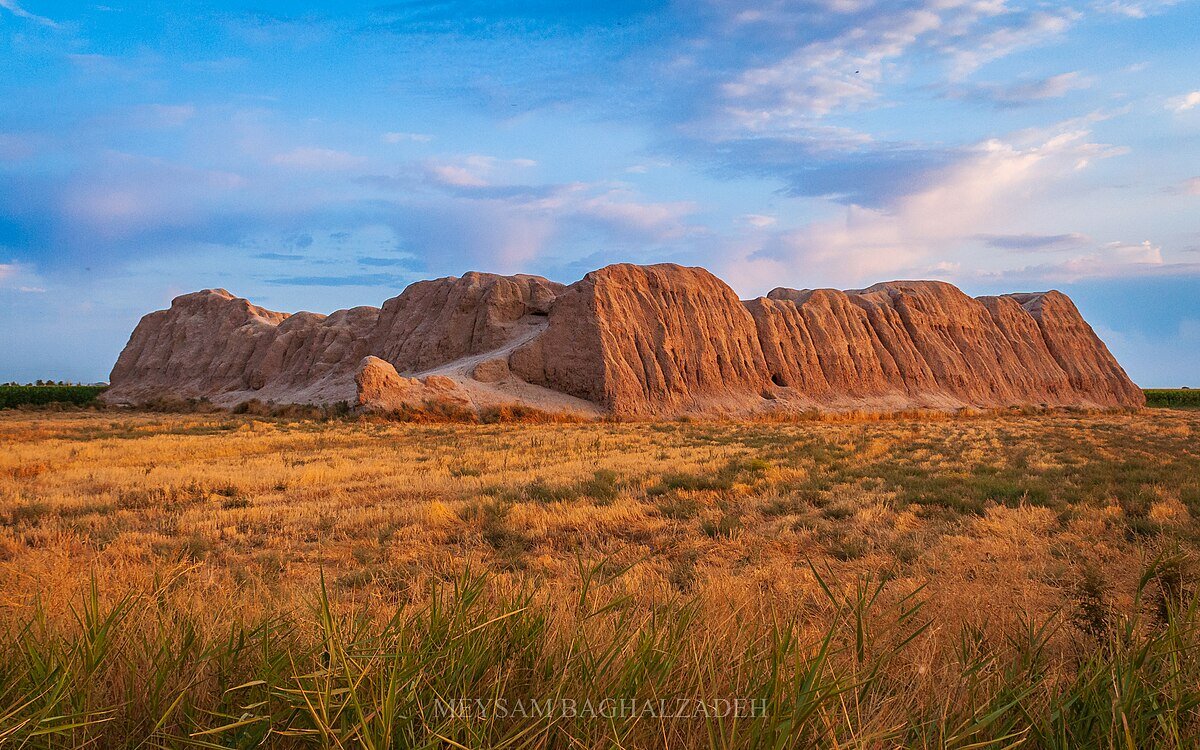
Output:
[2, 558, 1198, 749]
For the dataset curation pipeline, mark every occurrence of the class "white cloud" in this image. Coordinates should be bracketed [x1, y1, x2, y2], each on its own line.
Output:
[1161, 177, 1200, 196]
[573, 191, 696, 239]
[0, 261, 47, 294]
[711, 2, 1077, 133]
[977, 232, 1091, 251]
[389, 157, 701, 266]
[1000, 240, 1169, 282]
[0, 0, 58, 27]
[1017, 72, 1092, 99]
[65, 53, 157, 81]
[1167, 91, 1200, 113]
[739, 214, 777, 228]
[955, 240, 1194, 284]
[184, 57, 247, 74]
[948, 71, 1093, 106]
[1109, 240, 1163, 262]
[271, 147, 367, 170]
[60, 152, 247, 240]
[714, 121, 1135, 292]
[423, 155, 536, 188]
[720, 8, 943, 124]
[1096, 0, 1183, 18]
[942, 11, 1075, 79]
[427, 163, 489, 188]
[383, 131, 433, 143]
[624, 161, 672, 174]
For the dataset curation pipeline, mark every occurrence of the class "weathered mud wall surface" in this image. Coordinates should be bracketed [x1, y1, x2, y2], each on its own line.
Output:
[103, 263, 1144, 415]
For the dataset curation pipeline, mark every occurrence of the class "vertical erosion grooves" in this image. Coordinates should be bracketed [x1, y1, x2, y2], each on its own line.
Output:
[103, 265, 1144, 413]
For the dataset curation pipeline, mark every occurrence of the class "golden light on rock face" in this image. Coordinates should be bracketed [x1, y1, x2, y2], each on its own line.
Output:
[101, 263, 1143, 417]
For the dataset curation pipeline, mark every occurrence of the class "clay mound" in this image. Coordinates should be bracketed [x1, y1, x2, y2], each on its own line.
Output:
[846, 281, 1058, 405]
[368, 272, 562, 373]
[748, 289, 904, 398]
[510, 264, 770, 415]
[1008, 291, 1144, 406]
[354, 356, 471, 412]
[248, 306, 381, 404]
[104, 289, 288, 404]
[751, 281, 1141, 409]
[104, 263, 1143, 415]
[103, 273, 567, 409]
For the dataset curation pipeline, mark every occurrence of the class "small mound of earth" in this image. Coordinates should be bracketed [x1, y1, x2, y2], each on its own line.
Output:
[471, 358, 511, 384]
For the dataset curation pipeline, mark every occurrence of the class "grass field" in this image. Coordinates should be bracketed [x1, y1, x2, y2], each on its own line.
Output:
[0, 384, 107, 408]
[1, 410, 1199, 747]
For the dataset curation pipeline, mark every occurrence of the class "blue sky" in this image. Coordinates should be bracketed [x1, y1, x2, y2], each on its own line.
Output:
[0, 0, 1197, 386]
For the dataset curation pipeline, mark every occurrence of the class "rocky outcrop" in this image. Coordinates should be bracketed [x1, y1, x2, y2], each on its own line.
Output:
[747, 289, 904, 399]
[1007, 291, 1145, 407]
[354, 356, 471, 412]
[105, 289, 288, 404]
[743, 281, 1127, 410]
[509, 264, 769, 414]
[103, 273, 565, 409]
[104, 263, 1143, 415]
[367, 272, 562, 372]
[248, 306, 381, 404]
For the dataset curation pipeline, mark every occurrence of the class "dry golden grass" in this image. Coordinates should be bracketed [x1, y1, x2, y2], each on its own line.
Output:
[1, 409, 1199, 746]
[4, 409, 1197, 618]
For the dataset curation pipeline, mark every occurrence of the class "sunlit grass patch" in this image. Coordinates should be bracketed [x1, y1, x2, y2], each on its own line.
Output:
[0, 409, 1198, 746]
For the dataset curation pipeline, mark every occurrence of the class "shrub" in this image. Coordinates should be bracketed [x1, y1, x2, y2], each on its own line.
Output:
[1144, 389, 1200, 408]
[0, 384, 107, 409]
[700, 511, 742, 539]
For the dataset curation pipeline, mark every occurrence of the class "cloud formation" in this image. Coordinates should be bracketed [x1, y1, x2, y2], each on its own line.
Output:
[422, 155, 538, 189]
[1, 0, 1197, 382]
[0, 0, 57, 27]
[985, 240, 1176, 284]
[382, 132, 433, 143]
[945, 72, 1093, 107]
[690, 1, 1077, 138]
[1167, 91, 1200, 112]
[977, 233, 1091, 251]
[714, 120, 1138, 292]
[1098, 0, 1185, 18]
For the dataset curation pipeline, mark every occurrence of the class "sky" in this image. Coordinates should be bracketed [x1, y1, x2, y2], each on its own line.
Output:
[0, 0, 1198, 386]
